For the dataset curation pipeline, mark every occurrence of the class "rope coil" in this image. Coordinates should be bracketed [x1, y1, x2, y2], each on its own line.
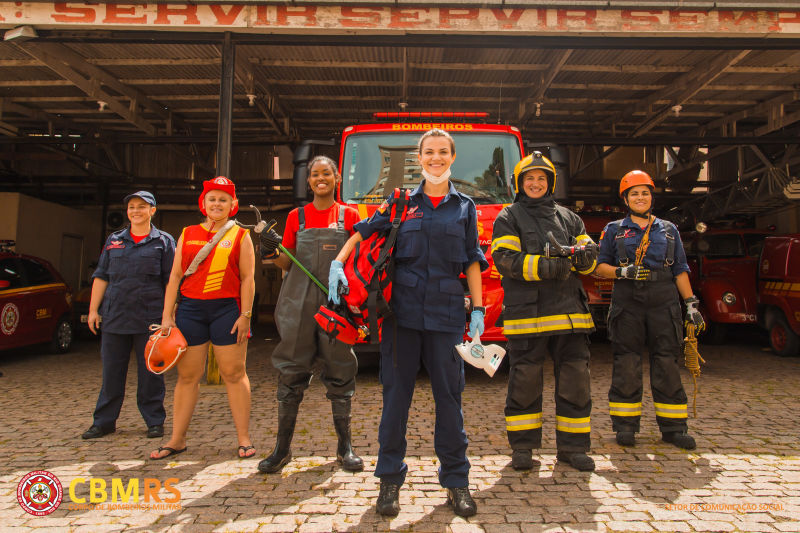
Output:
[683, 322, 705, 417]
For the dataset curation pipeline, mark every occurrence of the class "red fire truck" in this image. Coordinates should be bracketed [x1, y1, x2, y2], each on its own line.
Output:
[318, 112, 524, 342]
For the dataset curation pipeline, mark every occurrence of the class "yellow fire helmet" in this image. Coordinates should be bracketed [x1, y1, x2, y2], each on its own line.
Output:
[513, 151, 557, 196]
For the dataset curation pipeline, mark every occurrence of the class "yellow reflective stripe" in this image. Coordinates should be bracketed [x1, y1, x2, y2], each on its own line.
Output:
[609, 402, 642, 417]
[577, 258, 597, 275]
[555, 415, 591, 433]
[654, 402, 688, 419]
[504, 313, 594, 335]
[506, 412, 543, 431]
[574, 234, 597, 274]
[523, 254, 540, 281]
[357, 204, 369, 220]
[490, 235, 522, 253]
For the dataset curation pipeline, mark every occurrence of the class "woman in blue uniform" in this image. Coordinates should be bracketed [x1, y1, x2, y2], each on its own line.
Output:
[595, 170, 705, 449]
[82, 191, 175, 440]
[329, 128, 488, 518]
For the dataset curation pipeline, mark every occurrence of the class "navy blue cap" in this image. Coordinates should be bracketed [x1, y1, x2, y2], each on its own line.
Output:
[124, 191, 156, 207]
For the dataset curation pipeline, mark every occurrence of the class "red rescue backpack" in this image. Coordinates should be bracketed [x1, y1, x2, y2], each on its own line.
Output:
[315, 188, 410, 345]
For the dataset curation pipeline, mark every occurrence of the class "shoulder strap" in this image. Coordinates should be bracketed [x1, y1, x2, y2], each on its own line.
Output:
[615, 224, 630, 266]
[664, 221, 676, 266]
[298, 206, 306, 231]
[183, 220, 236, 278]
[337, 203, 346, 230]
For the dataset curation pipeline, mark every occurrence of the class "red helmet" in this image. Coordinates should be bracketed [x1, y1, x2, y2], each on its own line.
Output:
[145, 325, 188, 374]
[199, 176, 239, 216]
[619, 170, 655, 198]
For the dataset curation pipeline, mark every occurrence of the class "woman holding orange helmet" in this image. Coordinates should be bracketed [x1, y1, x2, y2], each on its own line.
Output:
[150, 177, 256, 460]
[595, 170, 705, 450]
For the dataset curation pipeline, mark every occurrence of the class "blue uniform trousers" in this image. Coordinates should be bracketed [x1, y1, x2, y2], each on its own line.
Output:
[375, 324, 469, 488]
[92, 331, 166, 429]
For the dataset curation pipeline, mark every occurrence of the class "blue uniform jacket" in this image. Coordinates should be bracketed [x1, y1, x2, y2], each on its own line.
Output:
[597, 215, 690, 276]
[93, 225, 176, 334]
[354, 181, 489, 333]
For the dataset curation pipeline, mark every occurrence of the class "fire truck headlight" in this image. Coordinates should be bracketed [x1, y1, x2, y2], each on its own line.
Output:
[722, 292, 736, 305]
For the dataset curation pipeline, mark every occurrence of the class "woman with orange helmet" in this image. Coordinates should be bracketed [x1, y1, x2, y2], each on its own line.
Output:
[149, 176, 257, 460]
[594, 170, 704, 450]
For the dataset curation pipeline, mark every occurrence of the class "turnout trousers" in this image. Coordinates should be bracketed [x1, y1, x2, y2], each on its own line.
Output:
[607, 279, 689, 433]
[505, 333, 592, 453]
[92, 331, 166, 429]
[375, 324, 469, 488]
[272, 220, 357, 404]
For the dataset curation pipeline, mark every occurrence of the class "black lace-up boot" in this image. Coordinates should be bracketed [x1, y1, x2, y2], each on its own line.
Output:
[447, 487, 477, 517]
[376, 481, 401, 516]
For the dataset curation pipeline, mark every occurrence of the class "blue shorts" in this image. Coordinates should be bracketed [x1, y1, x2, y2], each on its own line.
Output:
[176, 297, 240, 346]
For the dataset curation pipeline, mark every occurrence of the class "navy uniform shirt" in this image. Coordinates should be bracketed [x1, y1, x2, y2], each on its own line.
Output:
[597, 215, 690, 276]
[93, 225, 176, 334]
[355, 181, 489, 333]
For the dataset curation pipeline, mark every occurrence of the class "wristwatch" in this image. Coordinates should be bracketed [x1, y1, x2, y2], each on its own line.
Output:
[240, 310, 252, 319]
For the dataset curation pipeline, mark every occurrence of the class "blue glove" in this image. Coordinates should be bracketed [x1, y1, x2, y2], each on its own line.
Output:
[328, 260, 347, 305]
[469, 309, 485, 339]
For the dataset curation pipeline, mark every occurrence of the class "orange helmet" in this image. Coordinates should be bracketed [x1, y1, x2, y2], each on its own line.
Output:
[199, 176, 239, 216]
[619, 170, 655, 198]
[145, 325, 188, 374]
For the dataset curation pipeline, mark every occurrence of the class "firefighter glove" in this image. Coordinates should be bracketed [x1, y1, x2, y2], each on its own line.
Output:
[537, 256, 573, 281]
[259, 228, 282, 255]
[469, 308, 485, 339]
[684, 295, 705, 332]
[328, 260, 347, 305]
[616, 265, 650, 280]
[572, 243, 599, 271]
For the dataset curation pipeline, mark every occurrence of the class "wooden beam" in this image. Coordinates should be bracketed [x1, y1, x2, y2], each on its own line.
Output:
[628, 50, 752, 137]
[13, 43, 157, 136]
[519, 49, 573, 124]
[702, 91, 800, 132]
[233, 55, 286, 136]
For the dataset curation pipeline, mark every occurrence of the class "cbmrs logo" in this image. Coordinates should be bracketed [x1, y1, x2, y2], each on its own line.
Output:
[68, 477, 181, 505]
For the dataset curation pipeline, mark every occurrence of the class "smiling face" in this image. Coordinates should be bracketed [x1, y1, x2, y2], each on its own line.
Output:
[521, 169, 549, 199]
[307, 159, 339, 199]
[418, 136, 455, 178]
[625, 185, 653, 215]
[126, 197, 155, 225]
[203, 190, 235, 221]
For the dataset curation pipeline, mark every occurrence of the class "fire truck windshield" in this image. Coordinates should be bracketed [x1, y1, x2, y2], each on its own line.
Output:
[341, 132, 520, 205]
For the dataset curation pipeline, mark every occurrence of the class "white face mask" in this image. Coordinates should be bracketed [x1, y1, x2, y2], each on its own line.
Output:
[422, 168, 451, 185]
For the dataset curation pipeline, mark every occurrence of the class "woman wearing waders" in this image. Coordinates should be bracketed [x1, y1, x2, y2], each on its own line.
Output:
[257, 155, 364, 474]
[150, 177, 256, 460]
[594, 170, 705, 449]
[330, 128, 488, 518]
[491, 151, 598, 472]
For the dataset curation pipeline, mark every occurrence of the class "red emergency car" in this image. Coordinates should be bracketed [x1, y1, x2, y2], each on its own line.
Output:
[0, 241, 74, 353]
[683, 228, 772, 344]
[758, 234, 800, 357]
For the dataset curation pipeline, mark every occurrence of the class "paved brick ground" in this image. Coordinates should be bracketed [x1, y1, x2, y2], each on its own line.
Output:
[1, 326, 799, 532]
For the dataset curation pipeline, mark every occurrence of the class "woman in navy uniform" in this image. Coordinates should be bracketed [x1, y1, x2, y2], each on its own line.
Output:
[82, 191, 175, 440]
[594, 170, 705, 449]
[491, 152, 598, 472]
[329, 128, 488, 518]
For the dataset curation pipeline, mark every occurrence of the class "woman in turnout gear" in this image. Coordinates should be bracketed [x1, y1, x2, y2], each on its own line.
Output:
[594, 170, 705, 450]
[491, 151, 598, 472]
[330, 128, 488, 518]
[257, 156, 363, 474]
[150, 177, 256, 460]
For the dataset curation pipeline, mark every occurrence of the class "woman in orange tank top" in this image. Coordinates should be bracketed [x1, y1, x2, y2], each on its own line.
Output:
[150, 177, 257, 460]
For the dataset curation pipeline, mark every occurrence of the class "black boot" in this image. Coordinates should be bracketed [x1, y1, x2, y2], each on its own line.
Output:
[556, 451, 595, 472]
[258, 401, 298, 473]
[662, 431, 696, 450]
[616, 431, 636, 447]
[376, 481, 401, 516]
[447, 487, 477, 517]
[331, 398, 364, 472]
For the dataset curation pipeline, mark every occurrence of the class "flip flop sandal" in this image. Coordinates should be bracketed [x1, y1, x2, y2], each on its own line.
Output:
[151, 446, 187, 460]
[238, 445, 256, 459]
